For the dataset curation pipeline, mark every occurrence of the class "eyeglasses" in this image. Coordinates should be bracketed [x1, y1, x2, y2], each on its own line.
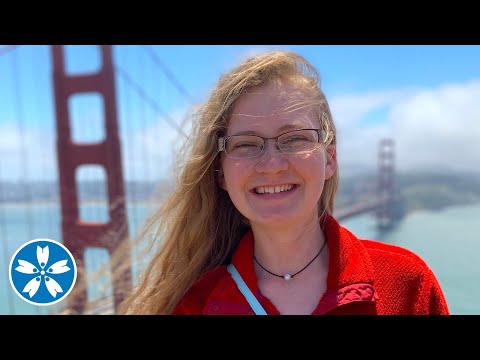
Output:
[218, 128, 323, 159]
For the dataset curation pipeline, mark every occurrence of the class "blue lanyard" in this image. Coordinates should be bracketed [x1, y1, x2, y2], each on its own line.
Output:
[227, 263, 267, 315]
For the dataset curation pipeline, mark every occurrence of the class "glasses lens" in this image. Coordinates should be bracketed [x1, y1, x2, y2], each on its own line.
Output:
[225, 135, 264, 158]
[278, 129, 321, 154]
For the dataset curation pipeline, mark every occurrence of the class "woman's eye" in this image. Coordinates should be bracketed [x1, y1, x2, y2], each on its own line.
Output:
[283, 136, 307, 144]
[235, 143, 260, 148]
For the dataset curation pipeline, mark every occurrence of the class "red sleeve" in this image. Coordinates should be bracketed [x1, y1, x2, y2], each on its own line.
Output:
[415, 268, 450, 315]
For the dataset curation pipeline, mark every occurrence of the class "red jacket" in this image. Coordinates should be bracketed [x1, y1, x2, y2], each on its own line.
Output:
[173, 215, 449, 315]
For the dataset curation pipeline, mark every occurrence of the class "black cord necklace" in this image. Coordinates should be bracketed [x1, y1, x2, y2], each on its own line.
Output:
[253, 239, 327, 281]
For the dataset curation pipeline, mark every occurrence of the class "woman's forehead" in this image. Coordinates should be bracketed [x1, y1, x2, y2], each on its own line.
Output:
[226, 82, 319, 134]
[231, 85, 314, 119]
[227, 112, 318, 136]
[232, 82, 311, 113]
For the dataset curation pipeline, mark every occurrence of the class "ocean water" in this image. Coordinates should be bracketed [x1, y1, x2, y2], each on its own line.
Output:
[1, 202, 479, 315]
[0, 202, 157, 315]
[341, 204, 480, 315]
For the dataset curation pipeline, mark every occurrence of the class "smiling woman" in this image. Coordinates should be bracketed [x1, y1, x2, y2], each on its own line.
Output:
[118, 50, 450, 315]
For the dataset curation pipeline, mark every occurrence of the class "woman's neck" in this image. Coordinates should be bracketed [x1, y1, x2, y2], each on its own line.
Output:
[251, 215, 326, 277]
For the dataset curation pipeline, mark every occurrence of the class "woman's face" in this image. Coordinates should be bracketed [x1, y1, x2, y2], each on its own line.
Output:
[219, 81, 337, 229]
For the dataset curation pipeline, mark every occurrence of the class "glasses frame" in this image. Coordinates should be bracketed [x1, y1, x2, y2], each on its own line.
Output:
[218, 128, 323, 159]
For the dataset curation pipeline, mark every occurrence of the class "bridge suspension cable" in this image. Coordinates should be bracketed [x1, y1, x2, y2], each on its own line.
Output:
[141, 45, 196, 105]
[0, 167, 15, 314]
[114, 64, 188, 139]
[12, 48, 34, 238]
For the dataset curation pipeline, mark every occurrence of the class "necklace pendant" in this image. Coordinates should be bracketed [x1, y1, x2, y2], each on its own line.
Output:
[283, 273, 292, 281]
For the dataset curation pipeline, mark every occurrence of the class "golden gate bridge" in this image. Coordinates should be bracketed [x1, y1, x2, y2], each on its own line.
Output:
[0, 45, 405, 315]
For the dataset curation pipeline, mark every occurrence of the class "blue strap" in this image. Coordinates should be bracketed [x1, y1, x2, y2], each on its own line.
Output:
[227, 263, 267, 315]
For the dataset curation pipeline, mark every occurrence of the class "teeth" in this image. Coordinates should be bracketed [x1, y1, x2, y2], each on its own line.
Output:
[255, 184, 293, 194]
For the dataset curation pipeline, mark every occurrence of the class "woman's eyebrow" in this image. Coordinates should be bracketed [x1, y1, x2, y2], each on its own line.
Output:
[277, 123, 306, 132]
[229, 123, 309, 137]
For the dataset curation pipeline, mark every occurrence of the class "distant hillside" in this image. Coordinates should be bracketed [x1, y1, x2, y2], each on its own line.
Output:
[397, 172, 480, 211]
[337, 171, 480, 212]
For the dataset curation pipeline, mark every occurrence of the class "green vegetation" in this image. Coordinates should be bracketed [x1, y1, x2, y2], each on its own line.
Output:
[337, 171, 480, 213]
[398, 172, 480, 211]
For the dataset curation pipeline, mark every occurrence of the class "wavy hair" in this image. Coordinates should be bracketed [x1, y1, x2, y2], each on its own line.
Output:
[118, 50, 338, 314]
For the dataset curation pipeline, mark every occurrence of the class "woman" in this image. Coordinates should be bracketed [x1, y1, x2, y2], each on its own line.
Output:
[119, 50, 449, 315]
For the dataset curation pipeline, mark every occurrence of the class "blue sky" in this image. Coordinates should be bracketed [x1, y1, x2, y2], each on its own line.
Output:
[1, 45, 480, 181]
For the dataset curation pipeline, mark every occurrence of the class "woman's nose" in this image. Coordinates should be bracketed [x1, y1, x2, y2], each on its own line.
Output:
[254, 140, 289, 173]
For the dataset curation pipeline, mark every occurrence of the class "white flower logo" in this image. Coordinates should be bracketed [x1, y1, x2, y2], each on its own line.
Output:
[10, 238, 77, 306]
[15, 245, 71, 298]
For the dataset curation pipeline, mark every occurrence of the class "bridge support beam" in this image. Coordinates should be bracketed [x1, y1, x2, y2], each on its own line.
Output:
[376, 138, 395, 230]
[51, 45, 131, 314]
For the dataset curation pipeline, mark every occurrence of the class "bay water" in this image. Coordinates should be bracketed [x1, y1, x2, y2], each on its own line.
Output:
[1, 202, 478, 315]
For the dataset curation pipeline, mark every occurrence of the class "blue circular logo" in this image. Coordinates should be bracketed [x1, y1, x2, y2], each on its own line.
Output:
[9, 238, 77, 306]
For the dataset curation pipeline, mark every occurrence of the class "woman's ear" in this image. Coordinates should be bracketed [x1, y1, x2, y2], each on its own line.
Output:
[217, 167, 226, 190]
[214, 155, 227, 190]
[324, 145, 337, 180]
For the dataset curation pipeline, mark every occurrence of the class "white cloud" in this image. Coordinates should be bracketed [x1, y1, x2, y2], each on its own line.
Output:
[389, 81, 480, 173]
[330, 88, 413, 129]
[331, 80, 480, 175]
[0, 123, 57, 181]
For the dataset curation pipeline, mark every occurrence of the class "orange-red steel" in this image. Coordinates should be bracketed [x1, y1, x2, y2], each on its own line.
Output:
[51, 45, 131, 314]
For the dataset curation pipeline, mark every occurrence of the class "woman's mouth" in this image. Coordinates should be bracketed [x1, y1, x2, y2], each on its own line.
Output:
[253, 184, 297, 195]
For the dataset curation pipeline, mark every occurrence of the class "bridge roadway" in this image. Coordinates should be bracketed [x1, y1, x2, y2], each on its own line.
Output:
[334, 196, 391, 221]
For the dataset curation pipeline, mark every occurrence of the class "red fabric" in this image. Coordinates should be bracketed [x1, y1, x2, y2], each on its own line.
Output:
[173, 215, 450, 315]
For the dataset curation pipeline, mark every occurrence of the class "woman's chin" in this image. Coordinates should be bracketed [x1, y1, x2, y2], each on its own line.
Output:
[250, 211, 298, 228]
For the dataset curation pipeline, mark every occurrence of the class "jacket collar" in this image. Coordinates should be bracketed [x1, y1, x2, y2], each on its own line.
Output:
[231, 214, 376, 295]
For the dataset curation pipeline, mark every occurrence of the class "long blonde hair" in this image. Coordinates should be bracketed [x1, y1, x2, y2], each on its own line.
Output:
[119, 50, 338, 314]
